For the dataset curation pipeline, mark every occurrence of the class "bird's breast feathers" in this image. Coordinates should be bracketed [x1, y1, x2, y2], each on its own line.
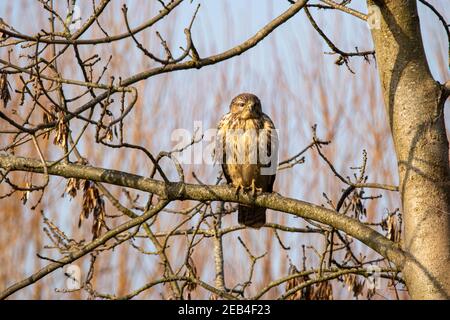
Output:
[215, 112, 278, 168]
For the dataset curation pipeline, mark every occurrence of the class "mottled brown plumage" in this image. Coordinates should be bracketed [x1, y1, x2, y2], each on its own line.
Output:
[215, 93, 278, 228]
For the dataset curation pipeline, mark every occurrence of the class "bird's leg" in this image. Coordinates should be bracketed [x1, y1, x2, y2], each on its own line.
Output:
[234, 183, 245, 196]
[250, 179, 262, 198]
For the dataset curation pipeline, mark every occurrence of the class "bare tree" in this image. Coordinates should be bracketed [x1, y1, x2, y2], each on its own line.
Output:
[0, 0, 448, 299]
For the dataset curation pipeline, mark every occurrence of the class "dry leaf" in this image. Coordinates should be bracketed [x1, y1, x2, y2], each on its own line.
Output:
[386, 213, 401, 242]
[42, 110, 56, 140]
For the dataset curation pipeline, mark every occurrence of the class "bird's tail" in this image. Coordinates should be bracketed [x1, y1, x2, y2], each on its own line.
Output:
[238, 204, 266, 229]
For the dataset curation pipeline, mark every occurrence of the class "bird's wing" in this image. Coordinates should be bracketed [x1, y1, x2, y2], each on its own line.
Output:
[258, 113, 278, 181]
[215, 113, 233, 183]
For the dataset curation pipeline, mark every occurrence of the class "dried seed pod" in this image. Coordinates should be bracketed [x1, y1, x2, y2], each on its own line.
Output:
[53, 112, 68, 148]
[79, 180, 106, 239]
[0, 72, 11, 108]
[186, 257, 198, 293]
[343, 273, 364, 298]
[64, 178, 80, 198]
[312, 281, 333, 300]
[285, 264, 312, 300]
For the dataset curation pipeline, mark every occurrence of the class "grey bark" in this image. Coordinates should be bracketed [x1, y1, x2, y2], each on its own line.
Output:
[367, 0, 450, 299]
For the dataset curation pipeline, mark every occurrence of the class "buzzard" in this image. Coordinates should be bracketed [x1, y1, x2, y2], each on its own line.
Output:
[216, 93, 278, 228]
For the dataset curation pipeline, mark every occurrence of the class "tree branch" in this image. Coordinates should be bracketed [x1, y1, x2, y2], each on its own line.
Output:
[0, 199, 169, 299]
[3, 0, 309, 135]
[0, 154, 408, 270]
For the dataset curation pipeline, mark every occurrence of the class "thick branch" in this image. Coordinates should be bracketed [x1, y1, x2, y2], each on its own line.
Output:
[0, 154, 408, 269]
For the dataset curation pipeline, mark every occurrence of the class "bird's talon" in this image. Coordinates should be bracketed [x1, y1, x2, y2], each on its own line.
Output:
[234, 184, 244, 196]
[251, 179, 262, 197]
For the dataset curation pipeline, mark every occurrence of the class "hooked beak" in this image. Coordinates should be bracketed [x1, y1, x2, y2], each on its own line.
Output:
[240, 103, 256, 119]
[244, 102, 254, 112]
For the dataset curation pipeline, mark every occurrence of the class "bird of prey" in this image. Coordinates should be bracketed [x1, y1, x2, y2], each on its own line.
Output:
[215, 93, 278, 228]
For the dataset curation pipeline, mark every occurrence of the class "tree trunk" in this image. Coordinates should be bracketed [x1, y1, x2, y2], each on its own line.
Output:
[367, 0, 450, 299]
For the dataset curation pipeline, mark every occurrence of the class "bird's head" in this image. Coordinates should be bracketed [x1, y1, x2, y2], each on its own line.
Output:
[230, 93, 262, 120]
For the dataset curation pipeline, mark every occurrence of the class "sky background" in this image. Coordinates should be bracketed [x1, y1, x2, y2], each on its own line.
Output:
[0, 0, 449, 299]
